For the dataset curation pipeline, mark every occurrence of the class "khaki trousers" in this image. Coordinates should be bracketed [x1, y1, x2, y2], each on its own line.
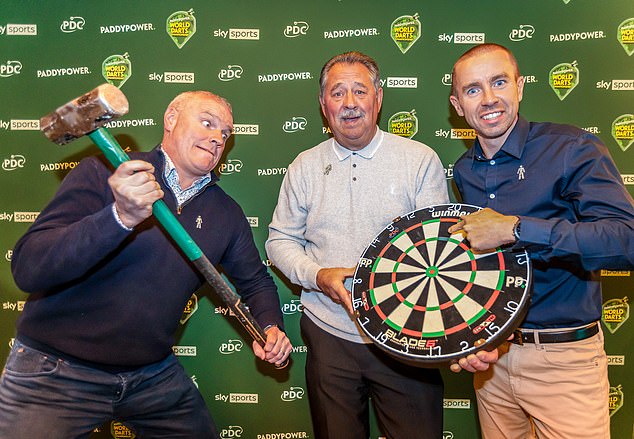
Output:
[474, 328, 609, 439]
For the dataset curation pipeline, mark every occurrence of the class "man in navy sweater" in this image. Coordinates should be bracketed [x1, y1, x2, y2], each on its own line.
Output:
[0, 90, 290, 439]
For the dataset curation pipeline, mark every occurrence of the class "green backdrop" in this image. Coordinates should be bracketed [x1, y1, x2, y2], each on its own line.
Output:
[1, 1, 632, 437]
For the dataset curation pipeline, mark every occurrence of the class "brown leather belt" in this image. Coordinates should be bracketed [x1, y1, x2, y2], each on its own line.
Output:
[511, 322, 599, 345]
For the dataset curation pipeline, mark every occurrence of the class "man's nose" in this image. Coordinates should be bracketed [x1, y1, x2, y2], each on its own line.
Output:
[481, 86, 498, 105]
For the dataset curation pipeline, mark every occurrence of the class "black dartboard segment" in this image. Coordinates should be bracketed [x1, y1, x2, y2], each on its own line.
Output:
[351, 204, 532, 365]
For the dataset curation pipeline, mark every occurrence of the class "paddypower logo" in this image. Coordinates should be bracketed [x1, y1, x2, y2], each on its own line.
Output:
[180, 294, 198, 324]
[388, 110, 418, 138]
[617, 18, 634, 56]
[102, 53, 132, 88]
[612, 114, 634, 151]
[391, 14, 421, 54]
[602, 297, 629, 334]
[549, 61, 579, 100]
[609, 385, 624, 417]
[167, 9, 196, 48]
[110, 421, 135, 439]
[0, 60, 22, 77]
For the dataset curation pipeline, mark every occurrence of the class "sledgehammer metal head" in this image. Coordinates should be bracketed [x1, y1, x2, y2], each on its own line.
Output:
[40, 83, 129, 145]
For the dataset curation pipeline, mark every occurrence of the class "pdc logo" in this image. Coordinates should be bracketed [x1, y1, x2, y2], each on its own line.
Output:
[509, 24, 535, 41]
[281, 386, 305, 401]
[443, 432, 455, 439]
[284, 21, 309, 37]
[60, 16, 85, 33]
[219, 339, 243, 355]
[218, 65, 243, 81]
[0, 60, 22, 77]
[2, 154, 25, 171]
[282, 299, 303, 315]
[283, 116, 307, 133]
[221, 426, 244, 438]
[218, 159, 243, 175]
[441, 73, 452, 86]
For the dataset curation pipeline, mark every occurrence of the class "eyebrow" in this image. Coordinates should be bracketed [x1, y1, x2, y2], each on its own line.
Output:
[461, 72, 510, 92]
[329, 80, 369, 91]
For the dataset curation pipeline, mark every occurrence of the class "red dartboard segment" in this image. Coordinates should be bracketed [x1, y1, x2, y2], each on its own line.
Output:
[352, 204, 532, 365]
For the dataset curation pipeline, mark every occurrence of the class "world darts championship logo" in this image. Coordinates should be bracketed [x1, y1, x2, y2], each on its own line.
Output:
[391, 13, 421, 54]
[166, 9, 196, 48]
[388, 109, 418, 139]
[549, 61, 579, 100]
[102, 53, 131, 88]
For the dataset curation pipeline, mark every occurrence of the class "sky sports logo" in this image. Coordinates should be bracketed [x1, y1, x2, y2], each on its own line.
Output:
[0, 212, 39, 222]
[0, 24, 37, 35]
[385, 77, 417, 88]
[438, 32, 485, 44]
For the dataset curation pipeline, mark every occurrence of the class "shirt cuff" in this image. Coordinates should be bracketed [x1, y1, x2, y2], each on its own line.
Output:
[111, 203, 133, 231]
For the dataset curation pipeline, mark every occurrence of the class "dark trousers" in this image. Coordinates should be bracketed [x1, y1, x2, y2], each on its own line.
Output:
[301, 314, 444, 439]
[0, 337, 217, 439]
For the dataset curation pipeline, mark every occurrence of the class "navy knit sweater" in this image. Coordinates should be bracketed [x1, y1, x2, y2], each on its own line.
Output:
[12, 147, 283, 366]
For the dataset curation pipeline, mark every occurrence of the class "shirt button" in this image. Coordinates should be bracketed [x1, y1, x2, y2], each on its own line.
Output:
[489, 194, 496, 199]
[353, 177, 357, 181]
[352, 164, 357, 168]
[489, 160, 496, 165]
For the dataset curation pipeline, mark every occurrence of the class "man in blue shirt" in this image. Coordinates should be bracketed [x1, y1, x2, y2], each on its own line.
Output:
[447, 43, 634, 438]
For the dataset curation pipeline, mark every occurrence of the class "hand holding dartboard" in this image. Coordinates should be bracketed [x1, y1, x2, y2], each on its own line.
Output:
[351, 204, 532, 365]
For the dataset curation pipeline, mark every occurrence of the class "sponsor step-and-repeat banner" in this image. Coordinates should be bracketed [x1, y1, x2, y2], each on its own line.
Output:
[1, 1, 633, 437]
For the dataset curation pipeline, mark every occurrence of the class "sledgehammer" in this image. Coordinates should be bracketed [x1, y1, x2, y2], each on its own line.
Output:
[40, 84, 287, 368]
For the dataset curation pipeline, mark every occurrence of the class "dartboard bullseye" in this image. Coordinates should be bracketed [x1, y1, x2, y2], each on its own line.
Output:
[351, 204, 531, 365]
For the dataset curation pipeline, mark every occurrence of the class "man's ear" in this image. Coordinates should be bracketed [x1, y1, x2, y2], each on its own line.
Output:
[164, 106, 178, 133]
[449, 95, 465, 117]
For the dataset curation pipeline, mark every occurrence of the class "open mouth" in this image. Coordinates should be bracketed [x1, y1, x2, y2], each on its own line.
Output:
[481, 111, 502, 121]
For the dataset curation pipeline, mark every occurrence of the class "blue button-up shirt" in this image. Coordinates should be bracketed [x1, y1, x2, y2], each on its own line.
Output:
[453, 115, 634, 328]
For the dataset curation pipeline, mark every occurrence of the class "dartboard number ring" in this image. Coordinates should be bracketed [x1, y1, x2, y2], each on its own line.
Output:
[351, 204, 531, 365]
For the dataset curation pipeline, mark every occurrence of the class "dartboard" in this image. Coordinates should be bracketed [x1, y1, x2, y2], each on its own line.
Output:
[351, 204, 531, 365]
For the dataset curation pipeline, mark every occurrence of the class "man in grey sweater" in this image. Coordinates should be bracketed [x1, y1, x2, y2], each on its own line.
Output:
[266, 51, 449, 438]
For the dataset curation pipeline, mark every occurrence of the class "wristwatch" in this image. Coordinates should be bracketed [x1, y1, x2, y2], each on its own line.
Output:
[512, 217, 521, 242]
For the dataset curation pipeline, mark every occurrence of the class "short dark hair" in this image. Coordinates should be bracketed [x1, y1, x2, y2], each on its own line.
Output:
[319, 51, 380, 97]
[450, 43, 521, 96]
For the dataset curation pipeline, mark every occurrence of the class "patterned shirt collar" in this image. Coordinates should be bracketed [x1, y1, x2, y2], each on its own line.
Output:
[161, 146, 212, 207]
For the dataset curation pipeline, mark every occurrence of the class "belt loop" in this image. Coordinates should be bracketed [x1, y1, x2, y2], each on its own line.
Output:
[533, 331, 542, 348]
